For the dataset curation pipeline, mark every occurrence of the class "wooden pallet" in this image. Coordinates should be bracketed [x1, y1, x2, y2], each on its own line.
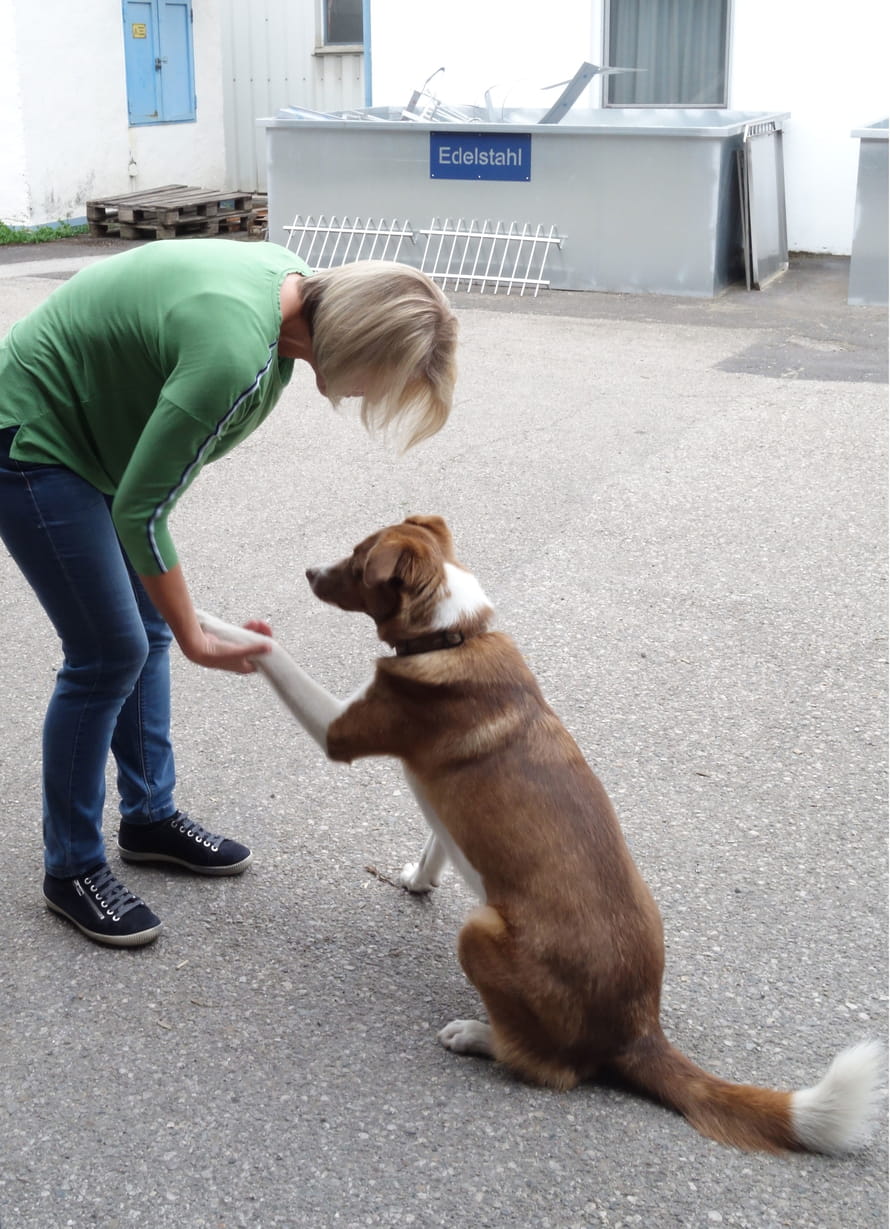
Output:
[87, 185, 256, 240]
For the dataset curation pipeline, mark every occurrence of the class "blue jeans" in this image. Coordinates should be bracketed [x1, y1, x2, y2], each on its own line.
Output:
[0, 427, 176, 876]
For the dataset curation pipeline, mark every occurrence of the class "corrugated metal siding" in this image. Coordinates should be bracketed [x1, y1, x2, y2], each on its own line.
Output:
[219, 0, 364, 191]
[315, 51, 364, 114]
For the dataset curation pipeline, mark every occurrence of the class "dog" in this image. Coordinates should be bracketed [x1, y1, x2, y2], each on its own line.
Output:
[198, 514, 883, 1153]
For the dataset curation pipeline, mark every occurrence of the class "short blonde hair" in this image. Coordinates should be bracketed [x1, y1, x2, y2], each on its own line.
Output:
[299, 261, 458, 449]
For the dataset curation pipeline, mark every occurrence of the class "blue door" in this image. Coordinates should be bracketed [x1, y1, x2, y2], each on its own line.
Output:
[123, 0, 196, 125]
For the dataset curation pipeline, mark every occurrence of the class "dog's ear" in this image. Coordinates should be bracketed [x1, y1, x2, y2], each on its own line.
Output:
[404, 514, 453, 550]
[363, 539, 407, 589]
[364, 528, 438, 591]
[365, 519, 449, 589]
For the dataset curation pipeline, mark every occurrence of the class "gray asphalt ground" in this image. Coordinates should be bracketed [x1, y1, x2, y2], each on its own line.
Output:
[0, 238, 887, 1229]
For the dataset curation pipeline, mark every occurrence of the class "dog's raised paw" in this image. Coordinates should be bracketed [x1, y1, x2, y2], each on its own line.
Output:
[437, 1019, 493, 1057]
[196, 610, 269, 650]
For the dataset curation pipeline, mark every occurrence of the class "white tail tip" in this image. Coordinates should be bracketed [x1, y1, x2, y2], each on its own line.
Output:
[791, 1040, 886, 1154]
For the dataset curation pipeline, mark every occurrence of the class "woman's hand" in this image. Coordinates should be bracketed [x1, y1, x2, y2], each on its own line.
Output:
[190, 630, 272, 675]
[243, 618, 273, 637]
[138, 565, 273, 675]
[195, 617, 275, 674]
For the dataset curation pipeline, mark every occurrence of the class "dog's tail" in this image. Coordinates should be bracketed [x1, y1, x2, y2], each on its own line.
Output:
[608, 1030, 884, 1153]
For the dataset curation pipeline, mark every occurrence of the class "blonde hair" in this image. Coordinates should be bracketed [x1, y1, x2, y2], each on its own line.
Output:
[299, 261, 458, 449]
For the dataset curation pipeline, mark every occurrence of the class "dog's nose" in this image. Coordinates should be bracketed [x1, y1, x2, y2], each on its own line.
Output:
[305, 567, 317, 585]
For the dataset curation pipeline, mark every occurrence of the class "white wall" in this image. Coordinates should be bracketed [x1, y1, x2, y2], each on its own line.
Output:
[125, 0, 227, 196]
[0, 0, 29, 224]
[369, 0, 599, 116]
[730, 0, 889, 254]
[10, 0, 130, 224]
[369, 0, 890, 255]
[3, 0, 228, 228]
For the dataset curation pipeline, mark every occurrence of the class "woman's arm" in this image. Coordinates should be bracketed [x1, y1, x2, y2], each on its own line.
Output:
[139, 564, 271, 674]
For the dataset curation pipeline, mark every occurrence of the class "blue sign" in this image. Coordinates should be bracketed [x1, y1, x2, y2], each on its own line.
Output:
[430, 132, 531, 182]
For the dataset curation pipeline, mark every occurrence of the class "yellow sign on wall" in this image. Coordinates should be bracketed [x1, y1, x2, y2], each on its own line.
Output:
[132, 23, 147, 38]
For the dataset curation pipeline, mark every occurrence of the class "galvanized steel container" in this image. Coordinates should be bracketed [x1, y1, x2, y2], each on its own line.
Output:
[260, 107, 790, 298]
[848, 119, 889, 307]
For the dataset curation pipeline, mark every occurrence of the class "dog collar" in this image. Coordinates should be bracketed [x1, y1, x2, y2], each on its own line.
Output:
[394, 630, 465, 657]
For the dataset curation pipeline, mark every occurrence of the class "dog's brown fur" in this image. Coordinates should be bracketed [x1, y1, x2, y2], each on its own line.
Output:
[198, 515, 883, 1154]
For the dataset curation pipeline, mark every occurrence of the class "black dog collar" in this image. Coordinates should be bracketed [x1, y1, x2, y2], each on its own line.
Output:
[394, 630, 465, 657]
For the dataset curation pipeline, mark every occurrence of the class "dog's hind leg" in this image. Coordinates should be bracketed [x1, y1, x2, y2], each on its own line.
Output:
[439, 905, 582, 1090]
[438, 1018, 494, 1056]
[437, 907, 512, 1065]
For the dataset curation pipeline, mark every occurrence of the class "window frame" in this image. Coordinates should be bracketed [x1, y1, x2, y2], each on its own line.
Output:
[602, 0, 732, 109]
[316, 0, 364, 53]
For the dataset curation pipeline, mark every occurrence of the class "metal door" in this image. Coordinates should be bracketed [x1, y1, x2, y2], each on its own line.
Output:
[122, 0, 196, 125]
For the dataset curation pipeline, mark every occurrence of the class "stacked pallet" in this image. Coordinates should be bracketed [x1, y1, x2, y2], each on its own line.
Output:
[86, 185, 257, 240]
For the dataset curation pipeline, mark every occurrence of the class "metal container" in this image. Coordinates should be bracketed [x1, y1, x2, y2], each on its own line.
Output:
[260, 107, 790, 298]
[848, 119, 888, 307]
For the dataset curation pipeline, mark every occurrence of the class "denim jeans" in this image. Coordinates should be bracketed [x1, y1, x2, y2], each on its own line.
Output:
[0, 426, 176, 876]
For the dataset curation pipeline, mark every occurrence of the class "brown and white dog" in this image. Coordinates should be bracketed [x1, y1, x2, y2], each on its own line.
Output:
[198, 514, 883, 1154]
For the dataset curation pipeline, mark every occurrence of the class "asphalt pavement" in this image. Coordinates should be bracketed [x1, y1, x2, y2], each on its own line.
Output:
[0, 239, 887, 1229]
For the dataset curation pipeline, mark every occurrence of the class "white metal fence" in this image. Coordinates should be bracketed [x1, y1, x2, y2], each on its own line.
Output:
[283, 214, 565, 296]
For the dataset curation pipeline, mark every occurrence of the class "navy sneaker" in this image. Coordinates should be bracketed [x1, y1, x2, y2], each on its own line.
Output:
[117, 811, 253, 876]
[44, 863, 162, 948]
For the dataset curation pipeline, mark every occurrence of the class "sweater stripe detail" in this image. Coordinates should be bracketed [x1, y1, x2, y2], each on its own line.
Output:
[146, 343, 278, 572]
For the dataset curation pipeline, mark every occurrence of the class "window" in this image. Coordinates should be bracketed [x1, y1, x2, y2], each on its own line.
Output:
[605, 0, 730, 107]
[122, 0, 196, 125]
[322, 0, 363, 47]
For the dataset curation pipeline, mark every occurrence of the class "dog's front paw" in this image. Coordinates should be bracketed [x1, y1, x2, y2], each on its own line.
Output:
[399, 861, 439, 894]
[196, 610, 269, 650]
[437, 1019, 493, 1058]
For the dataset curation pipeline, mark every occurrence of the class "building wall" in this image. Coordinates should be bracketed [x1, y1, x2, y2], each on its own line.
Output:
[5, 0, 130, 225]
[368, 2, 599, 117]
[730, 0, 888, 254]
[219, 0, 364, 191]
[2, 0, 227, 228]
[125, 0, 228, 197]
[368, 0, 890, 255]
[4, 1, 885, 249]
[0, 0, 29, 224]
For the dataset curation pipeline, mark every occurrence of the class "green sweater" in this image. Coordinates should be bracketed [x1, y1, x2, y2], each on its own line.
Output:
[0, 239, 311, 574]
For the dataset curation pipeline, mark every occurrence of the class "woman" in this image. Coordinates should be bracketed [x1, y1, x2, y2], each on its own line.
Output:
[0, 238, 458, 948]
